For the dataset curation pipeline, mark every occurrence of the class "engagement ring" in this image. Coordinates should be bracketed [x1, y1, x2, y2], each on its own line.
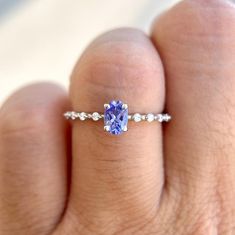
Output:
[64, 100, 171, 135]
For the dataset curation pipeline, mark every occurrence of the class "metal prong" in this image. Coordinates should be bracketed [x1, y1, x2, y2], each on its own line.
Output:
[104, 104, 110, 109]
[122, 103, 128, 109]
[123, 126, 128, 132]
[104, 126, 110, 132]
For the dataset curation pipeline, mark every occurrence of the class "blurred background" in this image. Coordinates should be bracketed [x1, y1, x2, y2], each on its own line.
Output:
[0, 0, 180, 104]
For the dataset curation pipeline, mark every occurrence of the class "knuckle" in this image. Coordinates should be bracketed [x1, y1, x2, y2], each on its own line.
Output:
[72, 28, 163, 92]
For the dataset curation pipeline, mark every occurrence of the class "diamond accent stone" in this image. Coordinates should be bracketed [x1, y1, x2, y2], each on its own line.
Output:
[71, 111, 79, 120]
[104, 100, 128, 135]
[92, 112, 101, 121]
[146, 113, 155, 122]
[133, 113, 142, 122]
[79, 112, 87, 121]
[157, 114, 164, 122]
[64, 112, 71, 119]
[164, 114, 171, 122]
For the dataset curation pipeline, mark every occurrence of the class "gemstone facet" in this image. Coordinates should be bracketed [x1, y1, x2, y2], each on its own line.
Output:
[104, 100, 128, 135]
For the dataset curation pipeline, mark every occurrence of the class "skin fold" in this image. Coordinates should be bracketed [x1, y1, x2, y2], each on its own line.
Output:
[1, 0, 235, 234]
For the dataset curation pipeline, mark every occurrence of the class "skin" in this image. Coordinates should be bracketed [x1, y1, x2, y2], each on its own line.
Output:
[0, 0, 235, 234]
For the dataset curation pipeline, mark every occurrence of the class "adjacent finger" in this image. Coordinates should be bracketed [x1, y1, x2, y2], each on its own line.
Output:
[0, 83, 70, 235]
[152, 0, 235, 232]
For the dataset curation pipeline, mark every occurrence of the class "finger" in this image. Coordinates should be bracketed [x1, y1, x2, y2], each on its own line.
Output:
[0, 83, 70, 235]
[152, 0, 235, 230]
[61, 28, 166, 232]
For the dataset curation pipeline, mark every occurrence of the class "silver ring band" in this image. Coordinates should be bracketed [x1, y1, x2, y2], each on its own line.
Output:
[64, 111, 171, 123]
[64, 100, 171, 135]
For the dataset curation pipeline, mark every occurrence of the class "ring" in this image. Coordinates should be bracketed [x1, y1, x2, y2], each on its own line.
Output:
[64, 100, 171, 135]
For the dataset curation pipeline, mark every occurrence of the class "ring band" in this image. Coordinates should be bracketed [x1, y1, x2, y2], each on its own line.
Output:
[64, 100, 171, 135]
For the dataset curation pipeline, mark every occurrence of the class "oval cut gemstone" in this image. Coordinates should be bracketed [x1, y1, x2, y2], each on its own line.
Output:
[104, 100, 128, 135]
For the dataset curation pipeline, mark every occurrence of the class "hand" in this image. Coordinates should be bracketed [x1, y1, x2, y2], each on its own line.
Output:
[1, 0, 235, 234]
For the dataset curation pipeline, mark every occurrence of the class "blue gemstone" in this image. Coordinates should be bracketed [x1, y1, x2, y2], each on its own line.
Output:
[104, 100, 128, 135]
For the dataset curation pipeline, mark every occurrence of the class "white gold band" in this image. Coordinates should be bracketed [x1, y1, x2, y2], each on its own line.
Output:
[64, 111, 171, 123]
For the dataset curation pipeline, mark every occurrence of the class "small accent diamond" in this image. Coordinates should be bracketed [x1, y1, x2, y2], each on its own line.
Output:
[92, 112, 100, 121]
[71, 111, 78, 120]
[64, 112, 71, 119]
[157, 114, 164, 122]
[133, 113, 142, 122]
[79, 112, 87, 121]
[146, 113, 155, 122]
[164, 114, 171, 122]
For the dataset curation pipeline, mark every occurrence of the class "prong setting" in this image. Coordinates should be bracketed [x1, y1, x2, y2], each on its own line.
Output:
[104, 104, 110, 109]
[122, 103, 128, 109]
[104, 125, 110, 132]
[104, 100, 129, 135]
